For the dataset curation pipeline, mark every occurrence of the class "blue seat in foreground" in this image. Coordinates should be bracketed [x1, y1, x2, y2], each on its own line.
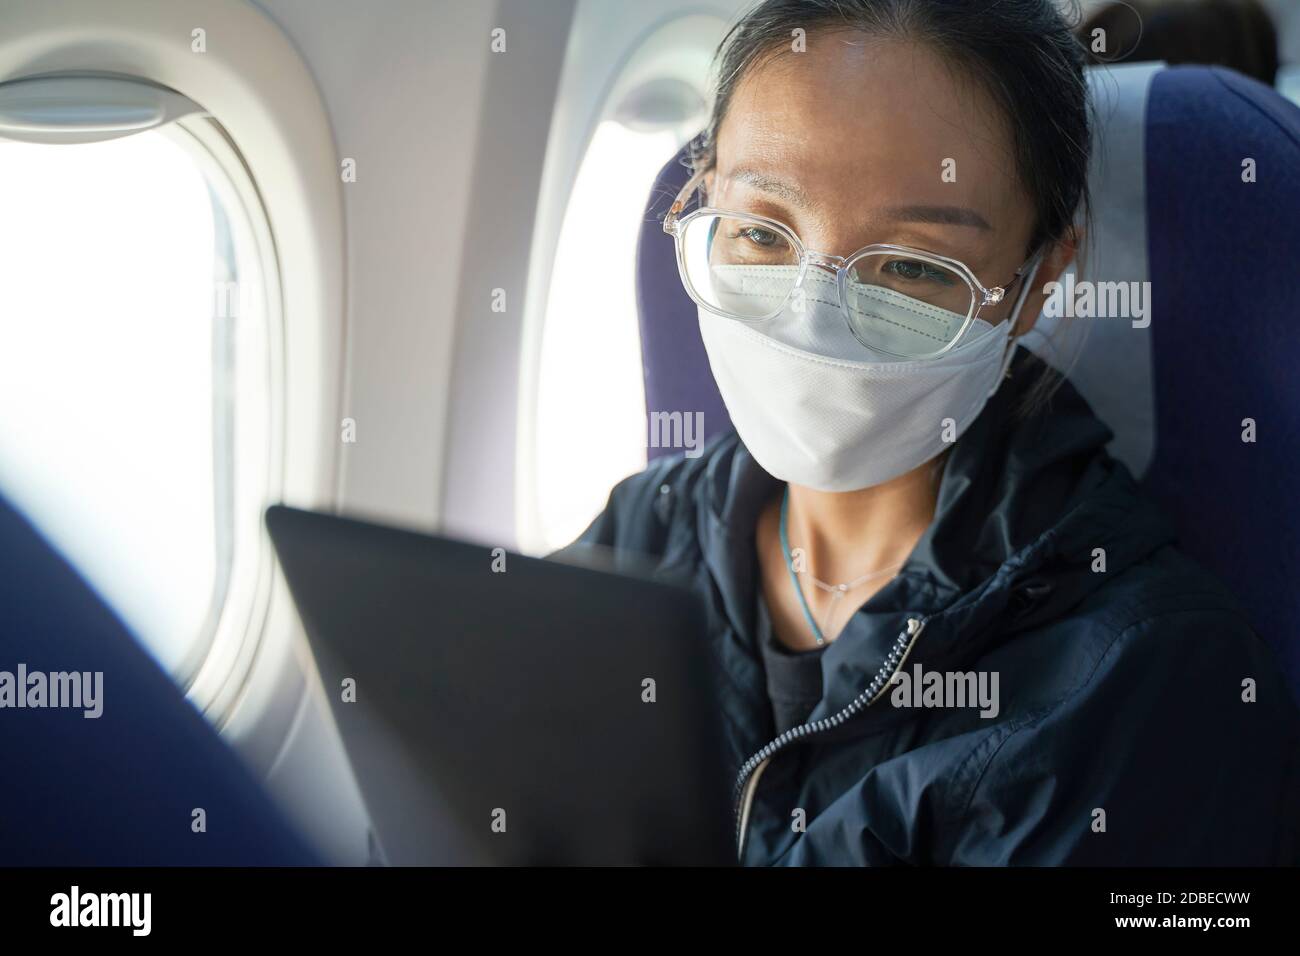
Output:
[0, 493, 320, 865]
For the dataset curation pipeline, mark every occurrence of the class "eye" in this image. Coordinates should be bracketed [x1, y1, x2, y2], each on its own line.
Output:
[883, 258, 955, 284]
[730, 224, 785, 249]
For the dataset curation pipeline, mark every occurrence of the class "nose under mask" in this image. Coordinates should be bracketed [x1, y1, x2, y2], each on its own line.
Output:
[705, 264, 977, 359]
[696, 261, 1039, 492]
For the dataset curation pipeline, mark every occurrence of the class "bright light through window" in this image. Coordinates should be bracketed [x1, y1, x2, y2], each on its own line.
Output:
[0, 132, 223, 677]
[535, 120, 681, 550]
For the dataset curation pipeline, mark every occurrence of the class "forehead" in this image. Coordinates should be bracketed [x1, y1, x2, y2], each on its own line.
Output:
[714, 34, 1026, 229]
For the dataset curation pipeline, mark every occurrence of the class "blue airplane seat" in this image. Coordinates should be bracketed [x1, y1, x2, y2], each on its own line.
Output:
[1140, 66, 1300, 697]
[634, 63, 1300, 699]
[0, 492, 321, 865]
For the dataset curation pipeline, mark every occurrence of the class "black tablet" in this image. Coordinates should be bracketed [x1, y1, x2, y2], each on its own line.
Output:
[265, 505, 733, 866]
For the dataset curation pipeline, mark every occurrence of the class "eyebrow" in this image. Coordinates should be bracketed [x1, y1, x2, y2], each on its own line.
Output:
[721, 168, 993, 231]
[723, 167, 813, 207]
[883, 204, 993, 230]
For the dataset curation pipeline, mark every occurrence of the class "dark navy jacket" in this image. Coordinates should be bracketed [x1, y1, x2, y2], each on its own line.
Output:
[573, 351, 1300, 865]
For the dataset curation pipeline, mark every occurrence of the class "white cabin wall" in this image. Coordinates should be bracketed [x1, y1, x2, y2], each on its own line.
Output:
[235, 0, 506, 863]
[252, 0, 498, 534]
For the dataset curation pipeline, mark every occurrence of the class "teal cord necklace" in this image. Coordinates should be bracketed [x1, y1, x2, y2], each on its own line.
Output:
[778, 486, 906, 646]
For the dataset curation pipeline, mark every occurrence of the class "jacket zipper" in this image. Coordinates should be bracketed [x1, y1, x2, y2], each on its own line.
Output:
[733, 614, 929, 862]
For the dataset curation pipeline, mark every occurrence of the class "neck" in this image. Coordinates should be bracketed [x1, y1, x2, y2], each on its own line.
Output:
[785, 452, 946, 583]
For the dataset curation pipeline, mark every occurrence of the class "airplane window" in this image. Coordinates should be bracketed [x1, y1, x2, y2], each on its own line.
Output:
[0, 126, 270, 684]
[533, 119, 684, 550]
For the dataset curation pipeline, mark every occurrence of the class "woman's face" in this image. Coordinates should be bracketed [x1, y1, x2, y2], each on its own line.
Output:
[710, 33, 1070, 329]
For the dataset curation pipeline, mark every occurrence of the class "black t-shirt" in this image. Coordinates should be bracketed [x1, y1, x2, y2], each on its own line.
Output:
[754, 593, 827, 734]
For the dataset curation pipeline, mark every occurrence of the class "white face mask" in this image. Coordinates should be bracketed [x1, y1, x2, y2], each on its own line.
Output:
[697, 262, 1041, 492]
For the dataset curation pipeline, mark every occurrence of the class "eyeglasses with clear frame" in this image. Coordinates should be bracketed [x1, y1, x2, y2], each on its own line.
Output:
[662, 166, 1043, 360]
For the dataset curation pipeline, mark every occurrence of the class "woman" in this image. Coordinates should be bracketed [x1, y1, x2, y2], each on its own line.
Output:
[573, 0, 1300, 865]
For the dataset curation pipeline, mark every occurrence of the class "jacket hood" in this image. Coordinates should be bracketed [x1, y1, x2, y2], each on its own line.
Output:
[696, 347, 1177, 723]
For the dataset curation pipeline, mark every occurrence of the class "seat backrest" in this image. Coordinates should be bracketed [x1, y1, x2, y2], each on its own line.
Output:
[1140, 65, 1300, 694]
[0, 492, 322, 865]
[634, 63, 1300, 697]
[636, 159, 734, 448]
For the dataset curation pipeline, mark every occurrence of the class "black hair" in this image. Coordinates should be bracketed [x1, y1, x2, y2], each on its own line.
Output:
[693, 0, 1091, 252]
[691, 0, 1094, 414]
